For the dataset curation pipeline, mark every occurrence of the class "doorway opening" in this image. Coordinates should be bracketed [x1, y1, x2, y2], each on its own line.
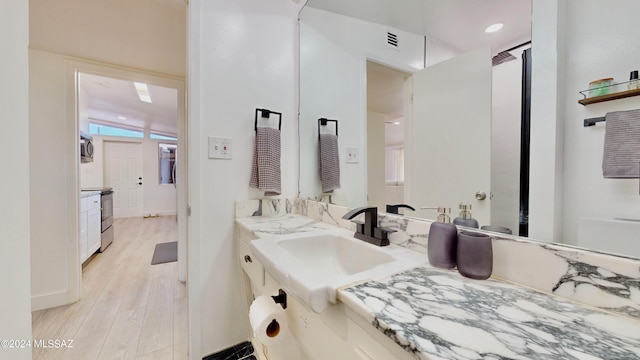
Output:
[68, 60, 188, 302]
[366, 60, 411, 214]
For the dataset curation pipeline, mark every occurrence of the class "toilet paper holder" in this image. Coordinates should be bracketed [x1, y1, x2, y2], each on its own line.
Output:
[271, 289, 287, 309]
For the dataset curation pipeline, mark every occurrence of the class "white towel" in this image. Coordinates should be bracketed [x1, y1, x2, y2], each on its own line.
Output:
[318, 134, 340, 193]
[602, 109, 640, 178]
[250, 127, 281, 195]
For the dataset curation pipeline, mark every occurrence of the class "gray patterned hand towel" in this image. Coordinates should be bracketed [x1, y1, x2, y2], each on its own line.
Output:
[319, 133, 340, 192]
[603, 109, 640, 178]
[250, 127, 281, 195]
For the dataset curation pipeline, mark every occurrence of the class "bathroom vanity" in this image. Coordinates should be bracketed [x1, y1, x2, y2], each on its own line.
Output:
[235, 199, 640, 360]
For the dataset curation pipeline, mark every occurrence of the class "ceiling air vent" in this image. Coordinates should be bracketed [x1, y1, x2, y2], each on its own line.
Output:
[386, 31, 399, 50]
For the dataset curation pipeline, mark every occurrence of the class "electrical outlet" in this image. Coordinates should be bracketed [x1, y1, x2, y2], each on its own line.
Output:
[208, 137, 232, 159]
[346, 147, 359, 163]
[221, 139, 232, 159]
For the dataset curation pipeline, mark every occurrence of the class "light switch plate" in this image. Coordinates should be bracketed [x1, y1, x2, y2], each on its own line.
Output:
[346, 147, 359, 163]
[208, 136, 232, 159]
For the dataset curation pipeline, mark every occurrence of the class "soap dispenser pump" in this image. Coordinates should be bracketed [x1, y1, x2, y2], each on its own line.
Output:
[453, 203, 479, 228]
[423, 207, 458, 269]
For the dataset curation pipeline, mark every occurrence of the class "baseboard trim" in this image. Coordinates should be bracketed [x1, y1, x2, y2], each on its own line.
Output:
[31, 290, 70, 312]
[142, 210, 177, 218]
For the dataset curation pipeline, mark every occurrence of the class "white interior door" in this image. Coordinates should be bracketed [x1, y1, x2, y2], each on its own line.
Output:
[405, 47, 492, 225]
[104, 141, 143, 218]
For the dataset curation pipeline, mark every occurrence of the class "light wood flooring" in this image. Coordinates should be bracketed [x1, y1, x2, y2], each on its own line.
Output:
[31, 216, 188, 360]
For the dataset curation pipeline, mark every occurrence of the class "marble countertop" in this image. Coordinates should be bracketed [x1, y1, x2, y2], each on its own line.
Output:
[236, 214, 640, 359]
[236, 214, 337, 238]
[339, 267, 640, 360]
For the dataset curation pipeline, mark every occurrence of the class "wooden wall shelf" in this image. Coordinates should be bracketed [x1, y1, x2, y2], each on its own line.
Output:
[579, 82, 640, 106]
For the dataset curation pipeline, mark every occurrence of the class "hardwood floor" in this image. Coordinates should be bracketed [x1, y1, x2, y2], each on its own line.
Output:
[31, 216, 188, 360]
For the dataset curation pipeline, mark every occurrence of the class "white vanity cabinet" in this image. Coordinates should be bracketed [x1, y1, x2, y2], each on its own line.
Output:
[235, 225, 414, 360]
[80, 194, 101, 264]
[236, 226, 266, 304]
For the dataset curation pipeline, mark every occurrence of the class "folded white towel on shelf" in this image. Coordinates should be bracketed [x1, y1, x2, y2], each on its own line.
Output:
[250, 127, 281, 196]
[318, 133, 340, 193]
[602, 109, 640, 178]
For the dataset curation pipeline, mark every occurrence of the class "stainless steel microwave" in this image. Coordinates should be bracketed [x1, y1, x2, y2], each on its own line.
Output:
[80, 132, 94, 163]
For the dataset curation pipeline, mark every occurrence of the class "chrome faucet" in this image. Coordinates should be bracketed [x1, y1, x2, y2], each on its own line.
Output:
[342, 206, 396, 246]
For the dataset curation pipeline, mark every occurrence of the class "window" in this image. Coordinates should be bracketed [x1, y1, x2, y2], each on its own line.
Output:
[150, 132, 178, 141]
[89, 123, 144, 138]
[385, 147, 405, 183]
[158, 143, 177, 185]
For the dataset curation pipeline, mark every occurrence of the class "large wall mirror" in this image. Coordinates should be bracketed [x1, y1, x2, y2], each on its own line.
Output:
[299, 0, 640, 260]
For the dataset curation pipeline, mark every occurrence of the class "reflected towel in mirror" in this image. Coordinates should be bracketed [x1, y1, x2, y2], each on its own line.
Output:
[603, 109, 640, 178]
[250, 127, 281, 196]
[319, 133, 340, 192]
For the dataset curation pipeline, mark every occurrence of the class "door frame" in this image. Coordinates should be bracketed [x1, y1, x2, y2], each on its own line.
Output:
[361, 53, 426, 208]
[66, 59, 188, 304]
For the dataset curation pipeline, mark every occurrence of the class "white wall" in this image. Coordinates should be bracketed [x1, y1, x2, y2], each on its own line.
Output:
[188, 0, 300, 357]
[29, 50, 78, 310]
[529, 0, 566, 243]
[0, 1, 33, 358]
[78, 82, 90, 133]
[30, 0, 186, 77]
[299, 7, 424, 207]
[367, 111, 386, 211]
[560, 0, 640, 247]
[529, 0, 640, 251]
[425, 36, 461, 67]
[29, 0, 186, 310]
[81, 135, 177, 216]
[142, 139, 177, 216]
[491, 56, 523, 234]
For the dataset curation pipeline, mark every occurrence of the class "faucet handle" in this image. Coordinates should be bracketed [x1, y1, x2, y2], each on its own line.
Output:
[350, 219, 366, 234]
[372, 227, 396, 245]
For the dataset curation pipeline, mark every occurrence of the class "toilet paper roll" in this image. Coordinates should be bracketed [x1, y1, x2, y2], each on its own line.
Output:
[249, 295, 288, 345]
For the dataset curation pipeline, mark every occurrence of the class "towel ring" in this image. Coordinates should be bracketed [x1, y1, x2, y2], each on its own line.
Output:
[255, 108, 282, 132]
[318, 118, 338, 138]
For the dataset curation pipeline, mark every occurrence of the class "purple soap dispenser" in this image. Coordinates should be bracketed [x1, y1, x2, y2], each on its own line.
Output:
[425, 207, 458, 269]
[452, 203, 479, 228]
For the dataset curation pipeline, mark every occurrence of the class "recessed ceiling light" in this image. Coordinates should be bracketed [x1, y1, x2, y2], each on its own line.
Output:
[384, 121, 401, 125]
[393, 121, 401, 125]
[133, 82, 152, 103]
[117, 115, 127, 120]
[485, 23, 504, 33]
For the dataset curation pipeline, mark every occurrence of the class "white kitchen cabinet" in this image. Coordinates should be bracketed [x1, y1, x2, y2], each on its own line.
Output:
[80, 194, 101, 264]
[80, 197, 88, 263]
[87, 195, 101, 256]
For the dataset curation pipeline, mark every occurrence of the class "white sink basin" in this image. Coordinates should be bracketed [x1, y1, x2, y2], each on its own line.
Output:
[277, 233, 395, 275]
[250, 229, 427, 313]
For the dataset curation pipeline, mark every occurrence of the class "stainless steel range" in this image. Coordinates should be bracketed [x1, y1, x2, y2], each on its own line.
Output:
[82, 187, 114, 251]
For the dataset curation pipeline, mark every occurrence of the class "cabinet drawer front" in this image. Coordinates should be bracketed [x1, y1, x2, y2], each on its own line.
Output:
[80, 197, 88, 212]
[88, 195, 100, 210]
[238, 240, 264, 287]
